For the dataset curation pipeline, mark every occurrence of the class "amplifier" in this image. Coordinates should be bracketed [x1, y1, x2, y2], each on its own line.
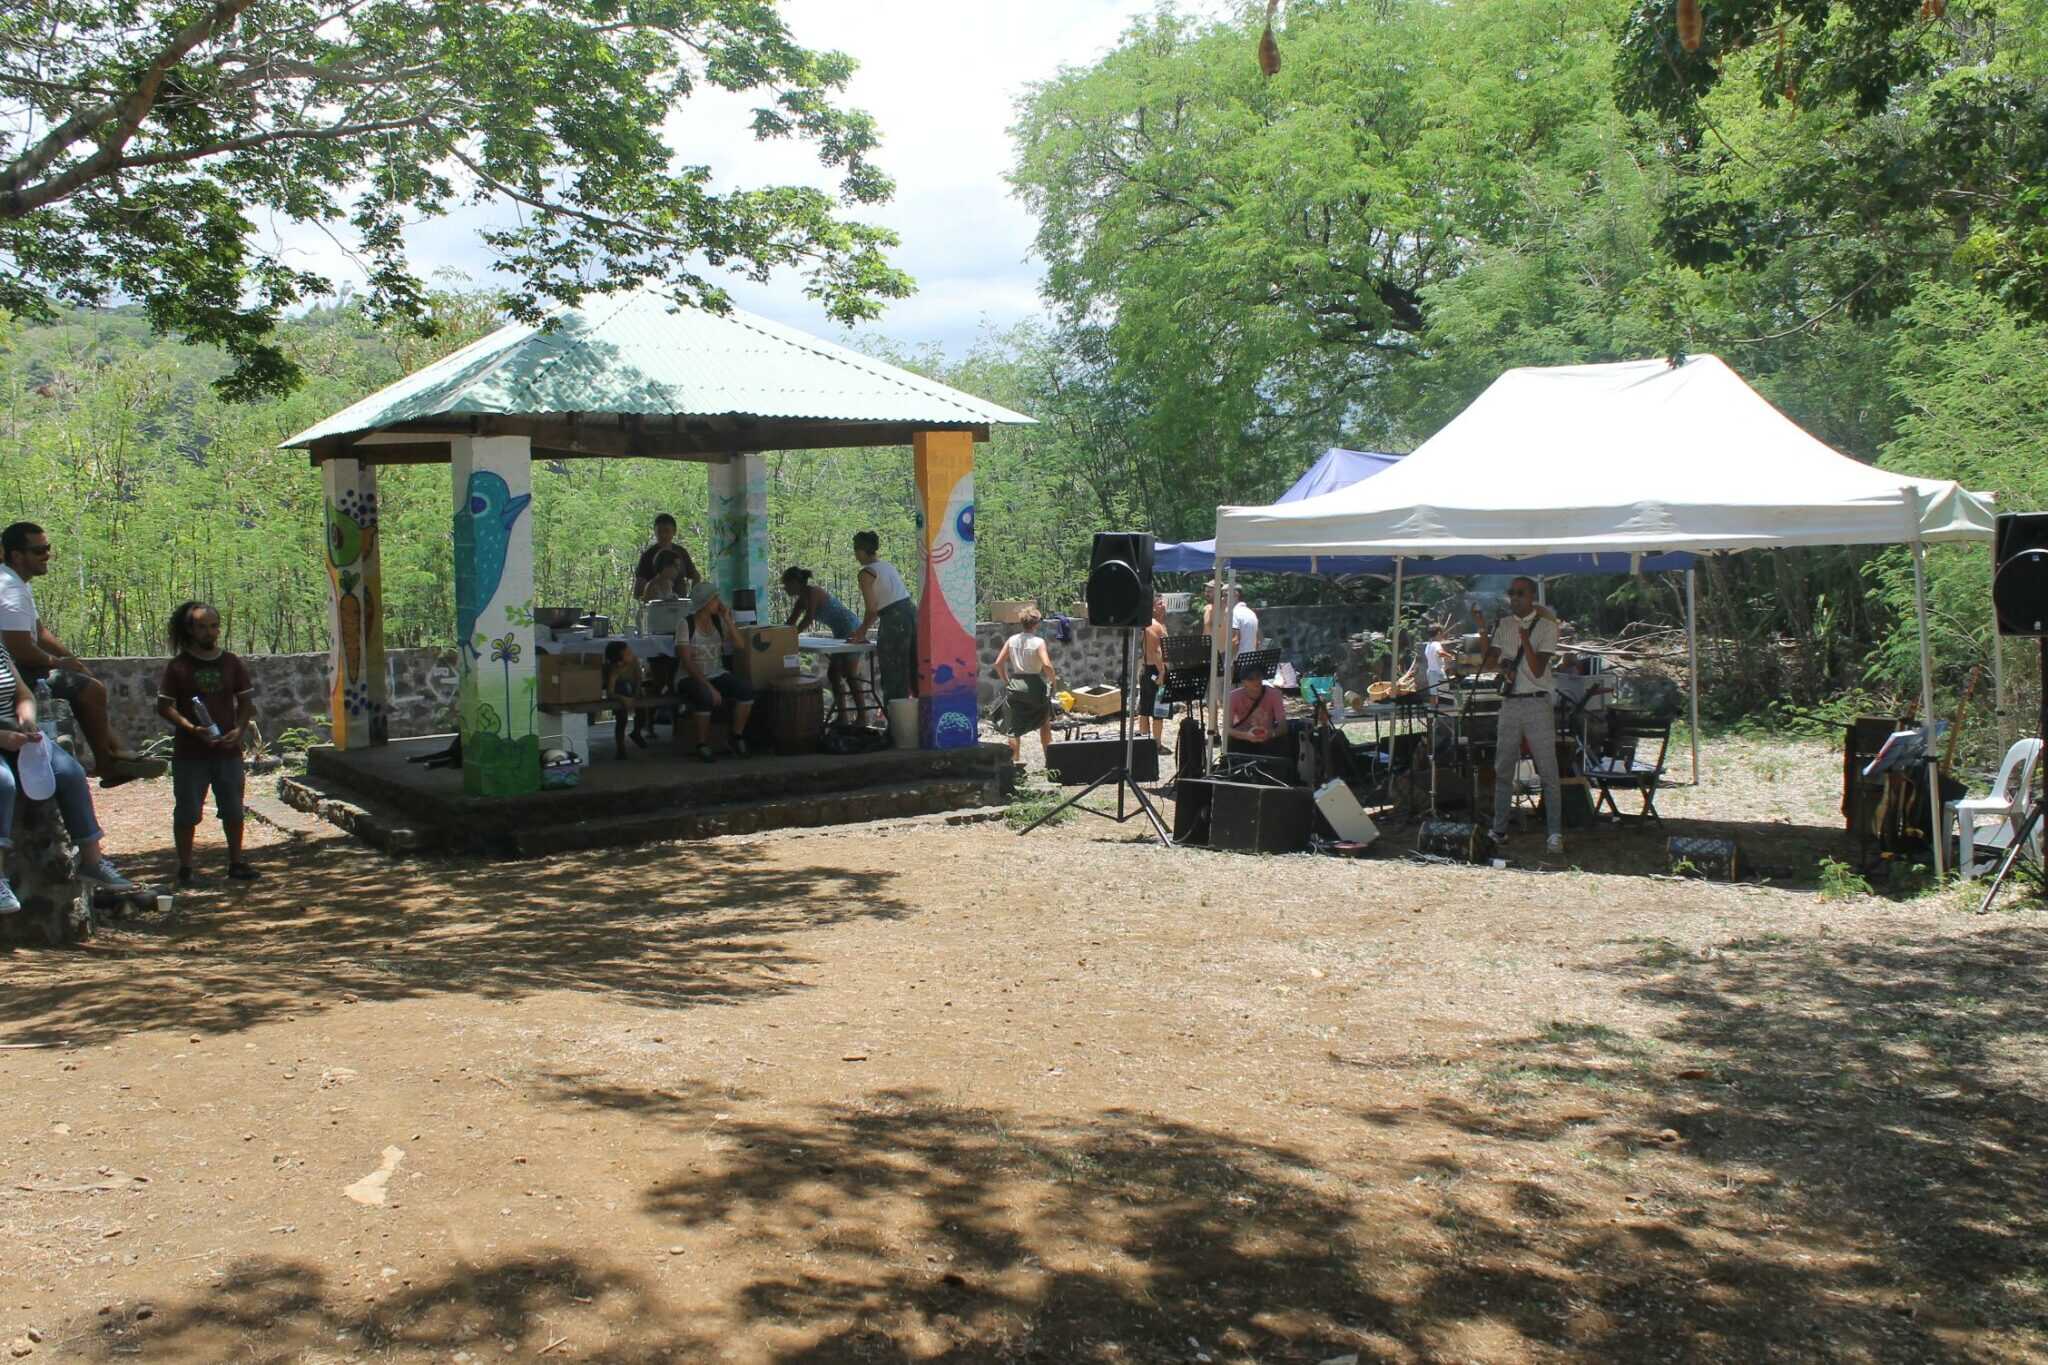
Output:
[1044, 736, 1159, 786]
[1418, 820, 1491, 863]
[1172, 775, 1217, 844]
[1209, 781, 1313, 855]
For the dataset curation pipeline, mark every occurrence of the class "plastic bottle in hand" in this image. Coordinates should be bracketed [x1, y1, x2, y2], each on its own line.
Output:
[191, 696, 222, 740]
[32, 677, 59, 743]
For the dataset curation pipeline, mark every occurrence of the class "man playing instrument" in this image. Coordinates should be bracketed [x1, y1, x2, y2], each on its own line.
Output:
[1474, 578, 1565, 854]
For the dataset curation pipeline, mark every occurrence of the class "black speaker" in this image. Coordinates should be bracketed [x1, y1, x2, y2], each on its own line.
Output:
[1994, 512, 2048, 638]
[1172, 775, 1217, 844]
[1044, 737, 1159, 786]
[1209, 781, 1313, 854]
[1086, 531, 1154, 628]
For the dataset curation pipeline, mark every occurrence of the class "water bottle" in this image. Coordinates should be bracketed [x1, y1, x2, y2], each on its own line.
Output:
[32, 677, 59, 743]
[191, 695, 221, 740]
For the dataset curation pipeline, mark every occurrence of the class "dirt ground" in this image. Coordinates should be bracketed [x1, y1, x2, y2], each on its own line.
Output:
[4, 735, 2046, 1363]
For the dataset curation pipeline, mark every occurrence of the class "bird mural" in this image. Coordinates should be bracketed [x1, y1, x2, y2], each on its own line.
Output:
[453, 471, 532, 659]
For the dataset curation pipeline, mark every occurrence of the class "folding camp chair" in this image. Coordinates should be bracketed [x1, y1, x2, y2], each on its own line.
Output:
[1588, 708, 1671, 825]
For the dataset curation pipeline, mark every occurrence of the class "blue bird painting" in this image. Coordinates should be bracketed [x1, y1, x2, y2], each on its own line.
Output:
[453, 471, 532, 658]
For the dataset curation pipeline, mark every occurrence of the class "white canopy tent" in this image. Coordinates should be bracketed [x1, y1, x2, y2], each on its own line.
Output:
[1212, 355, 1998, 874]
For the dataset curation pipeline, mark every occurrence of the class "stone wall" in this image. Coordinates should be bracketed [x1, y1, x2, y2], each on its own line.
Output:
[78, 647, 461, 748]
[83, 601, 1387, 738]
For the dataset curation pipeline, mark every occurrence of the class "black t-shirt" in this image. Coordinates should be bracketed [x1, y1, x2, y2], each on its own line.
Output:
[636, 542, 697, 586]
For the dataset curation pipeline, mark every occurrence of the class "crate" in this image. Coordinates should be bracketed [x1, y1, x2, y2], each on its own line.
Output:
[1065, 685, 1122, 717]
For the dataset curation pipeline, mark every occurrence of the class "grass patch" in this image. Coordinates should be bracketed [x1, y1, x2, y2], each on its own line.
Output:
[1005, 777, 1074, 831]
[1817, 856, 1874, 901]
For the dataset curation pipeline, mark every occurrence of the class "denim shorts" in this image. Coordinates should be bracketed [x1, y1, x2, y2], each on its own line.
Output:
[172, 755, 246, 827]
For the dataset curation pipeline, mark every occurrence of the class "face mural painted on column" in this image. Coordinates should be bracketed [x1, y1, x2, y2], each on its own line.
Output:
[924, 478, 977, 746]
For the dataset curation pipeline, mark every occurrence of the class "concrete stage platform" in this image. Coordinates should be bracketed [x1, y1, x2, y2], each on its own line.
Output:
[281, 734, 1015, 857]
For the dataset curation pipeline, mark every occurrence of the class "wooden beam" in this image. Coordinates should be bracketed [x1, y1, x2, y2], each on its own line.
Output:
[304, 417, 995, 463]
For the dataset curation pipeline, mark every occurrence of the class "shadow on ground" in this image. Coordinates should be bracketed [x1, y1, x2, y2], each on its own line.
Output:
[0, 836, 909, 1043]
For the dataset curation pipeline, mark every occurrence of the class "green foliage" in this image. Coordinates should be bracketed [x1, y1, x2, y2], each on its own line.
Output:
[1817, 855, 1874, 901]
[0, 0, 911, 399]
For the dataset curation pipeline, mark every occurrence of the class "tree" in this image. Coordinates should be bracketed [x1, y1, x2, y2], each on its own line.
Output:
[0, 0, 914, 399]
[1618, 0, 2048, 322]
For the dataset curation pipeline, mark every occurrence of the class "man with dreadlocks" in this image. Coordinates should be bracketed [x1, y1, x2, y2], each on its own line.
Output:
[157, 601, 258, 885]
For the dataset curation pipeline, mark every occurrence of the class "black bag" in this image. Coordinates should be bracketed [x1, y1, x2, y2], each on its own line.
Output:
[820, 723, 889, 755]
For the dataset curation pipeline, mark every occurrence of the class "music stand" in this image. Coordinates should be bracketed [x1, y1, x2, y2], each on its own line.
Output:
[1019, 627, 1171, 846]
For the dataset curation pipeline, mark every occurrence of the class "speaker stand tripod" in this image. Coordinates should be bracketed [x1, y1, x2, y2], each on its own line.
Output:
[1018, 629, 1171, 846]
[1977, 636, 2048, 914]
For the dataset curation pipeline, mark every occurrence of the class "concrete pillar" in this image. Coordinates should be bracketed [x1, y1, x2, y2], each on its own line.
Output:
[451, 435, 539, 797]
[914, 431, 978, 748]
[322, 457, 387, 748]
[708, 452, 769, 608]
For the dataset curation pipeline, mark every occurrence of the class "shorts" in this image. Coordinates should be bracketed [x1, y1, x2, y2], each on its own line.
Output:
[1138, 664, 1161, 717]
[677, 671, 756, 712]
[34, 667, 94, 705]
[172, 755, 245, 827]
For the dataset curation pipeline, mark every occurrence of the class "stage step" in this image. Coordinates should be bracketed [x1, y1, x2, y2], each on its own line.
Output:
[276, 771, 432, 854]
[501, 778, 1004, 857]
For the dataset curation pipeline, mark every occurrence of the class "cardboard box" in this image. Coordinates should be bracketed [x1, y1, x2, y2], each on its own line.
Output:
[989, 600, 1036, 625]
[736, 625, 800, 686]
[538, 654, 603, 705]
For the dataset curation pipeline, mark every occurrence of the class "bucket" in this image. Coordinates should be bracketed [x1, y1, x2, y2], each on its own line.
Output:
[887, 698, 920, 749]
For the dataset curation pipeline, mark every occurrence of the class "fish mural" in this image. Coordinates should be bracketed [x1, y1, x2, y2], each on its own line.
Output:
[454, 470, 532, 660]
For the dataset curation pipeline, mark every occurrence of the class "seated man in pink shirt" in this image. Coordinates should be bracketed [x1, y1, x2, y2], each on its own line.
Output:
[1226, 667, 1293, 763]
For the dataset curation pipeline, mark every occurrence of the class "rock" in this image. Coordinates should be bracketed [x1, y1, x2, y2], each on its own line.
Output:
[8, 1337, 33, 1358]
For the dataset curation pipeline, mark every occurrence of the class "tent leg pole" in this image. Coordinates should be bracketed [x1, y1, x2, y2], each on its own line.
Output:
[1392, 557, 1404, 683]
[1219, 562, 1236, 770]
[1686, 569, 1701, 785]
[1911, 536, 1946, 880]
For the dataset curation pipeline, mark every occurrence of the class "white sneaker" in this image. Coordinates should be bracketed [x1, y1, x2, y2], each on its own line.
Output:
[1545, 834, 1565, 855]
[78, 859, 135, 893]
[0, 878, 19, 913]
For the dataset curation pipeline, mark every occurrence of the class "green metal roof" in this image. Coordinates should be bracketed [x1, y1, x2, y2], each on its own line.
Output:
[282, 287, 1034, 449]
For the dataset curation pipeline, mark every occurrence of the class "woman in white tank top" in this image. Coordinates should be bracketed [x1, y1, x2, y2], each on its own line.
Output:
[851, 530, 917, 719]
[992, 606, 1056, 761]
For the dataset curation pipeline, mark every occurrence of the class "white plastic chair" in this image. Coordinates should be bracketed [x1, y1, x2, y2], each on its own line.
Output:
[1950, 738, 2043, 879]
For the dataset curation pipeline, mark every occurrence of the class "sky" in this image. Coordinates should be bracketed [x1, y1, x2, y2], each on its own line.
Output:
[266, 0, 1177, 357]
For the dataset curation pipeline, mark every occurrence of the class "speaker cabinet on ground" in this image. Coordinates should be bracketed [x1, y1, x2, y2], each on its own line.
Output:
[1208, 781, 1314, 854]
[1086, 531, 1155, 628]
[1044, 737, 1159, 786]
[1172, 775, 1217, 844]
[1994, 512, 2048, 637]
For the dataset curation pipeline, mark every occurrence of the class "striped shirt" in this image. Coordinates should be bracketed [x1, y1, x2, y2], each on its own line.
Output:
[0, 642, 19, 729]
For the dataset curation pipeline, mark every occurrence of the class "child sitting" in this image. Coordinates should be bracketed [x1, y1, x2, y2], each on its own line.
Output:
[601, 640, 657, 758]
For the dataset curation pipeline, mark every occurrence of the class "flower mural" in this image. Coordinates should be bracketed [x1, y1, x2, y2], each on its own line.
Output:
[491, 633, 522, 735]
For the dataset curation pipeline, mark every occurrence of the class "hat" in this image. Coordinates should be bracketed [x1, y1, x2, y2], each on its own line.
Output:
[687, 582, 721, 614]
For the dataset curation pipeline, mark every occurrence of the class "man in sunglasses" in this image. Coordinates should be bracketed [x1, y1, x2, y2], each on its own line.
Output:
[0, 522, 166, 787]
[1472, 576, 1564, 855]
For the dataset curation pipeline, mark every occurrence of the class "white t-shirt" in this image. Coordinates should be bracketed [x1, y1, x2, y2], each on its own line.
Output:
[1211, 599, 1257, 656]
[1003, 632, 1049, 677]
[1490, 613, 1559, 696]
[861, 558, 911, 610]
[0, 564, 37, 635]
[1423, 640, 1449, 687]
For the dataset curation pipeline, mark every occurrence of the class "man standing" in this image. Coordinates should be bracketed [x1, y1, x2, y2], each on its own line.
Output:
[157, 601, 258, 884]
[1139, 594, 1169, 743]
[632, 513, 701, 600]
[1475, 577, 1564, 854]
[0, 522, 164, 786]
[1203, 580, 1259, 662]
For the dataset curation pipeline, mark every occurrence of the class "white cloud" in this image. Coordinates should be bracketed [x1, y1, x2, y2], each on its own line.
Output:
[271, 0, 1152, 355]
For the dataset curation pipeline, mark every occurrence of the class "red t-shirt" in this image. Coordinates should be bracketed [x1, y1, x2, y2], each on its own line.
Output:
[160, 651, 252, 760]
[1229, 683, 1285, 738]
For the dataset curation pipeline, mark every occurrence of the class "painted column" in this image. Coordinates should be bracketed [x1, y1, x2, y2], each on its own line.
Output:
[451, 435, 540, 797]
[708, 453, 769, 606]
[914, 430, 978, 748]
[322, 457, 388, 748]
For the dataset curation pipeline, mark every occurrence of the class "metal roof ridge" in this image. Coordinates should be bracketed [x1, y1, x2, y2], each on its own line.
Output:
[718, 303, 1006, 420]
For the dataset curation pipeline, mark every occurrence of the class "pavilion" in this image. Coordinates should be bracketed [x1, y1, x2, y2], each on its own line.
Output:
[283, 287, 1034, 801]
